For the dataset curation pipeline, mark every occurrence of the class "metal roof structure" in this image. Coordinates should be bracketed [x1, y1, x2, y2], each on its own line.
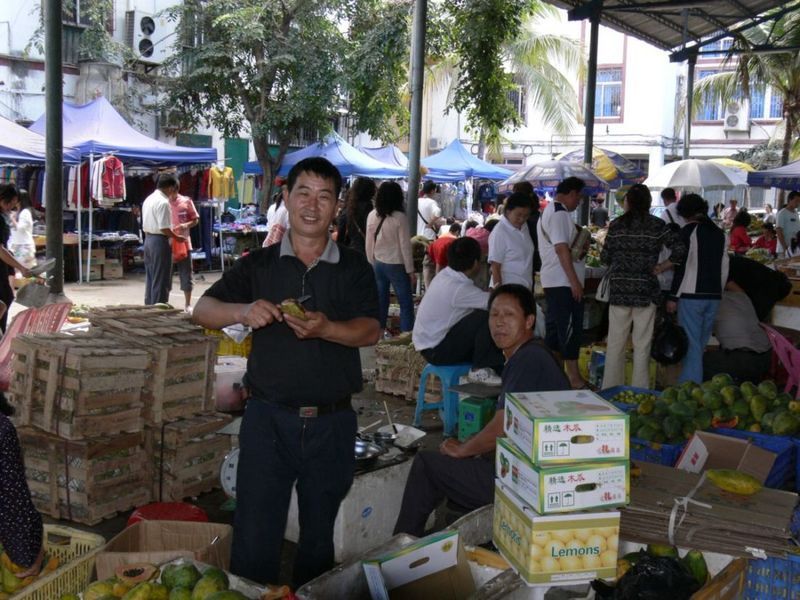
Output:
[546, 1, 800, 57]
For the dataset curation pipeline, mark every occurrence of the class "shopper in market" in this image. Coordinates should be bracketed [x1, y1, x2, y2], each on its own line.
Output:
[601, 183, 685, 390]
[668, 193, 729, 384]
[728, 210, 752, 254]
[192, 157, 380, 588]
[427, 222, 461, 276]
[488, 192, 534, 289]
[753, 223, 778, 255]
[336, 177, 375, 254]
[0, 184, 33, 332]
[169, 192, 200, 311]
[776, 190, 800, 257]
[394, 284, 569, 537]
[365, 180, 416, 336]
[142, 174, 185, 306]
[9, 189, 37, 272]
[0, 395, 44, 579]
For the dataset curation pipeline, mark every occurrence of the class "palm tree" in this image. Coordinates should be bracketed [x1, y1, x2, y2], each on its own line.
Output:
[689, 9, 800, 166]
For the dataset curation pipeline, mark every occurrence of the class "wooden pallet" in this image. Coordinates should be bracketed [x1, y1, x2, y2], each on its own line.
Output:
[10, 332, 150, 439]
[374, 339, 431, 401]
[19, 427, 150, 525]
[146, 413, 232, 502]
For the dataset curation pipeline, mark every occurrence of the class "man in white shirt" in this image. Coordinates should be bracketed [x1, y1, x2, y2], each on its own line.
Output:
[776, 190, 800, 257]
[142, 173, 185, 305]
[417, 181, 444, 288]
[413, 237, 504, 384]
[722, 199, 739, 229]
[657, 187, 686, 293]
[537, 176, 587, 389]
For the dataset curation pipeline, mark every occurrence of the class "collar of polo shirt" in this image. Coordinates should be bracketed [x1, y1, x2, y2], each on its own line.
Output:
[279, 231, 341, 264]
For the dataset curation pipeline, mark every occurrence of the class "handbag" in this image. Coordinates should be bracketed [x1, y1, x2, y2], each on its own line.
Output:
[651, 314, 689, 365]
[596, 270, 611, 303]
[171, 237, 189, 262]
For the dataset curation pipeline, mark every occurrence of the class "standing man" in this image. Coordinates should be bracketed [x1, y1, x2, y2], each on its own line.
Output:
[590, 197, 609, 228]
[659, 188, 686, 229]
[538, 176, 588, 389]
[142, 173, 184, 305]
[418, 181, 444, 288]
[170, 193, 200, 311]
[777, 191, 800, 257]
[191, 157, 380, 588]
[657, 187, 686, 295]
[722, 199, 739, 229]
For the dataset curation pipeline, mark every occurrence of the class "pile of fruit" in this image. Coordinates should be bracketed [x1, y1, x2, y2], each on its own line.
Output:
[64, 562, 250, 600]
[0, 548, 59, 597]
[626, 375, 799, 445]
[745, 247, 772, 264]
[610, 389, 659, 406]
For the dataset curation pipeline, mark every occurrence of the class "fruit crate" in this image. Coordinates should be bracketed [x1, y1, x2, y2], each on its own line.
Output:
[15, 525, 106, 600]
[713, 428, 795, 490]
[9, 332, 150, 439]
[374, 337, 429, 400]
[743, 552, 800, 599]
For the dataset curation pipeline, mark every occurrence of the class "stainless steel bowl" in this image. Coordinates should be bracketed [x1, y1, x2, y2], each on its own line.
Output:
[354, 439, 384, 469]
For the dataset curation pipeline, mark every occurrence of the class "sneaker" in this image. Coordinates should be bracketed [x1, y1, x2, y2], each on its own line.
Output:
[467, 368, 502, 386]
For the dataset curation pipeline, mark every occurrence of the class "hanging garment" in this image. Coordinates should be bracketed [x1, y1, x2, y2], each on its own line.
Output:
[208, 165, 235, 199]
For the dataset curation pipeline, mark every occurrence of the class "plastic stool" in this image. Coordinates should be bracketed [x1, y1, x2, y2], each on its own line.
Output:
[126, 502, 209, 528]
[414, 363, 471, 436]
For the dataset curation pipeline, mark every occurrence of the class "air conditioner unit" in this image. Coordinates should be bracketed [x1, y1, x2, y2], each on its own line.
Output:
[428, 137, 444, 150]
[125, 10, 176, 65]
[723, 100, 750, 133]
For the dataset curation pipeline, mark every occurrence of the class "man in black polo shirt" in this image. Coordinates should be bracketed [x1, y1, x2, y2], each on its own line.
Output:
[192, 157, 380, 587]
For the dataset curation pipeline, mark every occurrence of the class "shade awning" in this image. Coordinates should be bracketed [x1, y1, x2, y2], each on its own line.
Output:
[747, 159, 800, 189]
[0, 116, 80, 165]
[421, 140, 512, 181]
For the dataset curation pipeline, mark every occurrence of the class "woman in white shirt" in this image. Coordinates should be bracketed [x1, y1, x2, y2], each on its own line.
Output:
[9, 190, 36, 270]
[487, 192, 534, 289]
[366, 181, 416, 333]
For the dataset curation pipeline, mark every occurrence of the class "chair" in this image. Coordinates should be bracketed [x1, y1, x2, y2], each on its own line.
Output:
[760, 324, 800, 399]
[0, 302, 72, 391]
[413, 363, 471, 437]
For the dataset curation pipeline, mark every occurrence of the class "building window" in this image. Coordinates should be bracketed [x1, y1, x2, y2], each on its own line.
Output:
[696, 69, 724, 121]
[507, 84, 527, 126]
[702, 38, 732, 59]
[63, 0, 114, 34]
[770, 93, 784, 119]
[595, 68, 622, 118]
[748, 86, 784, 120]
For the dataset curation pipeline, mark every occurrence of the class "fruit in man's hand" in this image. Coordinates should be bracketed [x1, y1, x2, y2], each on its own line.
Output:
[279, 299, 307, 320]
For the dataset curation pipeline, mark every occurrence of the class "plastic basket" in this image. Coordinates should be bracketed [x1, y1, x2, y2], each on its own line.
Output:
[16, 525, 105, 600]
[743, 552, 800, 599]
[713, 428, 795, 490]
[203, 328, 252, 357]
[793, 438, 800, 493]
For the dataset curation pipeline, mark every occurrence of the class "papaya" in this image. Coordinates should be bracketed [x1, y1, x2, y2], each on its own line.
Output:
[682, 549, 709, 585]
[702, 391, 723, 411]
[647, 543, 679, 558]
[1, 566, 21, 594]
[113, 580, 132, 597]
[663, 416, 682, 440]
[201, 568, 229, 589]
[652, 400, 669, 419]
[636, 424, 659, 442]
[772, 411, 800, 436]
[720, 385, 740, 406]
[206, 592, 248, 600]
[191, 574, 226, 600]
[732, 399, 750, 418]
[739, 381, 758, 400]
[661, 387, 678, 404]
[711, 373, 733, 389]
[690, 387, 705, 404]
[750, 395, 768, 422]
[163, 564, 201, 590]
[693, 409, 712, 431]
[706, 469, 762, 495]
[748, 423, 762, 433]
[150, 583, 170, 600]
[122, 582, 152, 600]
[115, 563, 159, 586]
[758, 380, 778, 400]
[84, 581, 115, 600]
[761, 411, 777, 432]
[669, 401, 695, 420]
[169, 588, 192, 600]
[682, 421, 696, 439]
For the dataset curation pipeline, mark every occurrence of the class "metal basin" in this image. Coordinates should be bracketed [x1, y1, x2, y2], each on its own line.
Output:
[354, 439, 383, 469]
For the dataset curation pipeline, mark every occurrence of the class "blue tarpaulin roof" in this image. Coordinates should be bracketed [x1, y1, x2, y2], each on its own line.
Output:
[747, 160, 800, 189]
[29, 97, 217, 165]
[421, 139, 512, 181]
[0, 116, 80, 165]
[357, 144, 408, 168]
[244, 134, 407, 178]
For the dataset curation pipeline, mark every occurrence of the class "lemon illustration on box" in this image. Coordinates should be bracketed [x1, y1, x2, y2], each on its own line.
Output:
[504, 390, 629, 463]
[495, 437, 629, 514]
[492, 482, 620, 585]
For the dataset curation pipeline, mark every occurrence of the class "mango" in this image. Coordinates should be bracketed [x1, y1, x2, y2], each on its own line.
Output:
[707, 469, 762, 495]
[163, 564, 201, 590]
[711, 373, 733, 389]
[702, 391, 723, 410]
[122, 582, 151, 600]
[647, 543, 678, 558]
[84, 581, 116, 600]
[720, 385, 740, 406]
[682, 549, 709, 585]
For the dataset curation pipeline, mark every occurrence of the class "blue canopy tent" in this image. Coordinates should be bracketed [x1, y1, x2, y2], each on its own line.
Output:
[243, 134, 406, 178]
[30, 96, 218, 282]
[421, 140, 512, 181]
[357, 144, 408, 168]
[747, 160, 800, 189]
[0, 116, 81, 165]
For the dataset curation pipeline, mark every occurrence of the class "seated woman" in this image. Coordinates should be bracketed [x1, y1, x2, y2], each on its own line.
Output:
[753, 223, 777, 255]
[728, 210, 752, 255]
[0, 395, 44, 577]
[393, 284, 570, 537]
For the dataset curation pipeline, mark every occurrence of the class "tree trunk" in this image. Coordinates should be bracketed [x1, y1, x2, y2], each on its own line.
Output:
[253, 136, 275, 212]
[778, 109, 795, 209]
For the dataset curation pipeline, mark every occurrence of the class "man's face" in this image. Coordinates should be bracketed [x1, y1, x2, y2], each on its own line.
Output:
[789, 196, 800, 210]
[489, 293, 535, 353]
[284, 171, 338, 239]
[560, 189, 582, 211]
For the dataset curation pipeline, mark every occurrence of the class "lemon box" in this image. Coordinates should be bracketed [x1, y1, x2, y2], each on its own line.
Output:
[504, 390, 628, 464]
[496, 437, 629, 514]
[492, 481, 620, 586]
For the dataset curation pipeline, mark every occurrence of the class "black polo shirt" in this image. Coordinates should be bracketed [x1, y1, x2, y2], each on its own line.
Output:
[203, 234, 379, 407]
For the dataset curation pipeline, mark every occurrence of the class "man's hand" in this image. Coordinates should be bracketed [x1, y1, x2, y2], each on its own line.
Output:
[570, 280, 583, 302]
[666, 300, 678, 314]
[439, 438, 465, 458]
[284, 309, 331, 340]
[235, 299, 283, 329]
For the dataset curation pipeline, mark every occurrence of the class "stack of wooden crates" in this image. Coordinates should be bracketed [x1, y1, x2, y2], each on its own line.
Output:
[374, 336, 442, 405]
[9, 306, 230, 525]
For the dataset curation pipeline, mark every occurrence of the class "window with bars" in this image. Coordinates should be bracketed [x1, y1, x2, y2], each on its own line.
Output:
[696, 69, 723, 120]
[594, 68, 622, 118]
[507, 84, 527, 126]
[747, 86, 783, 120]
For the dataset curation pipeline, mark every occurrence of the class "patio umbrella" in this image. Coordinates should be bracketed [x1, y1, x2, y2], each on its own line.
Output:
[644, 159, 743, 191]
[556, 147, 644, 186]
[709, 157, 754, 172]
[499, 160, 609, 193]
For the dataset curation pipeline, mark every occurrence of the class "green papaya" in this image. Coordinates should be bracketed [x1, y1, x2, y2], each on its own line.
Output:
[772, 412, 800, 436]
[682, 421, 696, 439]
[693, 409, 712, 431]
[760, 411, 777, 433]
[682, 549, 709, 585]
[711, 373, 733, 389]
[750, 395, 769, 422]
[169, 588, 192, 600]
[652, 400, 669, 419]
[732, 399, 751, 419]
[758, 380, 778, 400]
[661, 387, 678, 404]
[691, 387, 705, 404]
[740, 381, 758, 399]
[663, 416, 682, 439]
[122, 582, 152, 600]
[720, 385, 740, 406]
[669, 401, 695, 420]
[647, 543, 679, 558]
[702, 391, 723, 411]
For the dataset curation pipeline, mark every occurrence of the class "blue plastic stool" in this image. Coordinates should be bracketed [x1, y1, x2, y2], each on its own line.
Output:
[414, 363, 471, 436]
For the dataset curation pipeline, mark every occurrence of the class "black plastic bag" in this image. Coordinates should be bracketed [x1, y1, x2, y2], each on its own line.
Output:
[651, 314, 688, 365]
[593, 555, 701, 600]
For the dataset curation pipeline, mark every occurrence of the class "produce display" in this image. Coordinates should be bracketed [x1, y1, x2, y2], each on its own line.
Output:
[745, 247, 772, 264]
[0, 547, 58, 596]
[625, 375, 798, 444]
[610, 390, 658, 406]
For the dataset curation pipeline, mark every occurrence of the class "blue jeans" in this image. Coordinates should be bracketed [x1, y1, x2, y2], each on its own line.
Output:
[677, 298, 720, 384]
[374, 260, 414, 331]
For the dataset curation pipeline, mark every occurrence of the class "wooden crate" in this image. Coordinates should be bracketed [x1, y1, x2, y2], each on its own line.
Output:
[146, 413, 232, 502]
[374, 339, 428, 401]
[10, 332, 150, 439]
[89, 309, 217, 423]
[19, 427, 150, 525]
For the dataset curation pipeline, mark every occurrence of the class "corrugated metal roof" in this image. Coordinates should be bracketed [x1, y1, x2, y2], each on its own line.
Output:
[545, 1, 799, 53]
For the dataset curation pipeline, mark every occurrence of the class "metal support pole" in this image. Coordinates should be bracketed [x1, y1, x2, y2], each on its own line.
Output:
[45, 0, 65, 294]
[86, 153, 94, 281]
[683, 52, 697, 160]
[581, 5, 601, 226]
[77, 163, 82, 283]
[406, 0, 427, 236]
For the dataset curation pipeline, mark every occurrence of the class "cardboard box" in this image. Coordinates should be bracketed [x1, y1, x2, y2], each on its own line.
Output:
[362, 530, 475, 600]
[103, 260, 123, 279]
[504, 390, 628, 464]
[90, 247, 106, 265]
[676, 430, 776, 484]
[94, 520, 232, 581]
[496, 437, 629, 514]
[458, 396, 496, 442]
[492, 482, 620, 586]
[86, 264, 103, 281]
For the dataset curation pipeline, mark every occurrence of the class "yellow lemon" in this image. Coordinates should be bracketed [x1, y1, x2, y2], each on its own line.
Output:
[606, 534, 619, 552]
[530, 543, 543, 561]
[582, 554, 602, 569]
[529, 559, 542, 572]
[601, 550, 618, 568]
[551, 529, 573, 544]
[586, 534, 607, 553]
[560, 554, 583, 571]
[531, 531, 550, 547]
[572, 528, 593, 543]
[541, 556, 561, 572]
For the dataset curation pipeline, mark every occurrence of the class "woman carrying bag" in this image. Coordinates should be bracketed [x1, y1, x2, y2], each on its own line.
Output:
[600, 184, 685, 389]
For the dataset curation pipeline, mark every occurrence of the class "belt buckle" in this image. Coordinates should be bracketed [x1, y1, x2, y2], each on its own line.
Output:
[299, 406, 318, 418]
